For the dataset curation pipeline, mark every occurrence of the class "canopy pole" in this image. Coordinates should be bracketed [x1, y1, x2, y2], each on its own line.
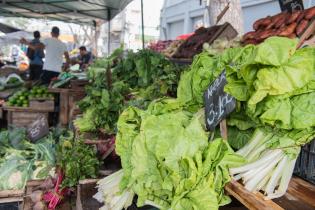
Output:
[108, 9, 111, 55]
[141, 0, 145, 49]
[106, 9, 112, 89]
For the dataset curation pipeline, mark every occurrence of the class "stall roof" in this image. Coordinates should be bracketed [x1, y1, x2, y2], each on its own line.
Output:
[0, 22, 20, 33]
[0, 0, 133, 25]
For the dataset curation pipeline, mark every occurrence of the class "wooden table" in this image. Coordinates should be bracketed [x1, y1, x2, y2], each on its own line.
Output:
[225, 177, 315, 210]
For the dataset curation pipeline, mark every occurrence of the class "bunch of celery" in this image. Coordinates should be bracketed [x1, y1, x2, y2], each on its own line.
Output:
[93, 170, 135, 210]
[229, 128, 314, 199]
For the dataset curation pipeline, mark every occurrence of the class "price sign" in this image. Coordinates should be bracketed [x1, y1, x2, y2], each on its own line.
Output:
[279, 0, 304, 12]
[27, 115, 49, 142]
[204, 70, 236, 131]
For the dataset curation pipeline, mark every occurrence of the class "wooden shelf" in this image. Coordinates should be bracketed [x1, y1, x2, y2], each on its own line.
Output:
[225, 177, 315, 210]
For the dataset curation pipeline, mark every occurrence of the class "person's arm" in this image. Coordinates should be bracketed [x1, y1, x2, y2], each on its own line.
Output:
[63, 51, 70, 70]
[20, 38, 45, 50]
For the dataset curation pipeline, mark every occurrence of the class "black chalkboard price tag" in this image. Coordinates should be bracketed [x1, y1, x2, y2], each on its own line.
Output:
[204, 70, 236, 131]
[278, 0, 304, 12]
[27, 115, 49, 142]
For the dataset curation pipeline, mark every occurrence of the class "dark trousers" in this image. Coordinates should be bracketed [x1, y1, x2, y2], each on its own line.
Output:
[29, 64, 43, 81]
[40, 70, 60, 85]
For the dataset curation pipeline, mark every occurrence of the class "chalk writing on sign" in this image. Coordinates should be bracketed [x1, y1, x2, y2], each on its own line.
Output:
[27, 115, 49, 142]
[278, 0, 304, 12]
[204, 70, 236, 131]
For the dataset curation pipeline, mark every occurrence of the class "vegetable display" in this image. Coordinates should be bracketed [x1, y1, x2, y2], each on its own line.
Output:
[56, 136, 99, 188]
[95, 105, 245, 209]
[94, 35, 315, 209]
[148, 40, 173, 53]
[6, 86, 53, 107]
[222, 37, 315, 198]
[172, 23, 237, 59]
[0, 128, 60, 190]
[75, 48, 182, 134]
[242, 6, 315, 45]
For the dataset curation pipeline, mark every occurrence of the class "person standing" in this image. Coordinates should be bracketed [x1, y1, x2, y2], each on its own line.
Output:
[27, 31, 45, 81]
[21, 26, 70, 85]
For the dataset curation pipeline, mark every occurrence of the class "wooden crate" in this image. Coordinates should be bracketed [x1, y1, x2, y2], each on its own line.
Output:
[29, 99, 54, 112]
[76, 179, 101, 210]
[70, 80, 88, 91]
[0, 189, 24, 204]
[23, 180, 74, 210]
[3, 106, 49, 128]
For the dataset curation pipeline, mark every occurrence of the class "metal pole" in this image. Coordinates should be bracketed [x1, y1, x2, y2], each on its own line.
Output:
[106, 9, 112, 89]
[108, 9, 111, 55]
[141, 0, 145, 49]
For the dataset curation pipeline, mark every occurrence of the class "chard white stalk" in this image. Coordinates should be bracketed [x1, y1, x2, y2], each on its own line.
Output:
[264, 155, 288, 195]
[236, 129, 266, 157]
[253, 171, 272, 193]
[232, 174, 242, 181]
[265, 156, 297, 200]
[242, 160, 270, 184]
[94, 169, 135, 210]
[246, 143, 268, 162]
[230, 149, 282, 175]
[244, 151, 283, 192]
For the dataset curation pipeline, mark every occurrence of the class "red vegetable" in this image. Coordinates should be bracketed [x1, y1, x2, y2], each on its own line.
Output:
[286, 11, 302, 24]
[296, 19, 309, 36]
[304, 7, 315, 20]
[278, 22, 297, 36]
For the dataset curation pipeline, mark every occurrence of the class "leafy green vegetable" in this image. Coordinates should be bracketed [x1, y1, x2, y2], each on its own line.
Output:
[0, 128, 61, 190]
[113, 102, 245, 210]
[57, 138, 99, 188]
[76, 48, 183, 134]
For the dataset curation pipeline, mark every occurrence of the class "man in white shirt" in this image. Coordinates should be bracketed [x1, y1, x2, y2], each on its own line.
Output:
[21, 26, 70, 85]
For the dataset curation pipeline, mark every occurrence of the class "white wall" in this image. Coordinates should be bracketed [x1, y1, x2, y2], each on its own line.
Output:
[160, 0, 315, 39]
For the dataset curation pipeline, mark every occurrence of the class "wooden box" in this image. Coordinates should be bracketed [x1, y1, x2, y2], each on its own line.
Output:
[23, 180, 73, 210]
[76, 179, 101, 210]
[3, 106, 49, 128]
[29, 99, 54, 112]
[70, 80, 88, 91]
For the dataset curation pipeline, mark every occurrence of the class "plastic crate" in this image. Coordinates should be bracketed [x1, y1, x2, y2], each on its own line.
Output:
[294, 139, 315, 184]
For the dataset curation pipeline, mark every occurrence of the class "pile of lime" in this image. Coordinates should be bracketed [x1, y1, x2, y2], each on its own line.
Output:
[7, 89, 29, 107]
[29, 86, 54, 99]
[6, 86, 54, 107]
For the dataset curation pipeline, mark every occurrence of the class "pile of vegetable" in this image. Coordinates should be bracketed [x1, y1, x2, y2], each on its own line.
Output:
[94, 105, 245, 209]
[75, 48, 182, 134]
[172, 24, 237, 59]
[202, 38, 241, 55]
[6, 86, 53, 107]
[0, 74, 24, 90]
[223, 37, 315, 198]
[56, 136, 100, 188]
[94, 35, 315, 209]
[0, 128, 60, 190]
[148, 40, 173, 53]
[162, 40, 184, 58]
[242, 6, 315, 45]
[93, 40, 248, 210]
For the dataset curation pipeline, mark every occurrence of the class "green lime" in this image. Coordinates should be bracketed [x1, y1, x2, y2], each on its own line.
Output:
[22, 103, 28, 107]
[19, 96, 25, 100]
